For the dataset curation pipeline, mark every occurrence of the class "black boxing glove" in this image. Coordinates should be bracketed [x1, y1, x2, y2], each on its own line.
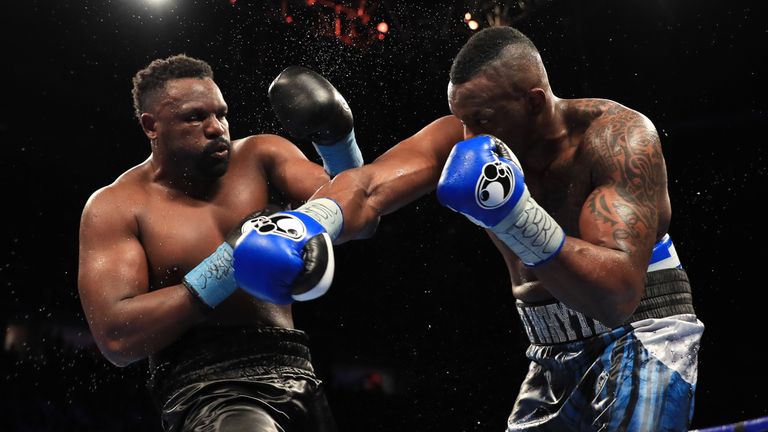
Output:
[269, 66, 363, 176]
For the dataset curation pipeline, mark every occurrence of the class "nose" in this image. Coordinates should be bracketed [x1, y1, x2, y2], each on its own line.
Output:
[205, 116, 227, 138]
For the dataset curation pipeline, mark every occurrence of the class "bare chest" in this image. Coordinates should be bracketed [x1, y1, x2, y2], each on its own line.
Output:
[139, 175, 269, 290]
[525, 161, 592, 236]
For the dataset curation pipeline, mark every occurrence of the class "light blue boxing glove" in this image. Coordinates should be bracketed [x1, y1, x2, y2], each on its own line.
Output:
[232, 198, 344, 304]
[437, 135, 565, 267]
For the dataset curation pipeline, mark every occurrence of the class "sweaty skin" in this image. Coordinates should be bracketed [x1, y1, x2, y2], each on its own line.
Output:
[78, 78, 329, 366]
[313, 62, 671, 327]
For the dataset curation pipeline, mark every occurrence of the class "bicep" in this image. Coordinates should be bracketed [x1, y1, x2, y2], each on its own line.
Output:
[263, 136, 330, 203]
[78, 196, 148, 330]
[579, 113, 665, 265]
[579, 185, 656, 258]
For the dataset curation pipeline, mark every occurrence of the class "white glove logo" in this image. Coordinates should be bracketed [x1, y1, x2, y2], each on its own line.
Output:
[248, 214, 307, 241]
[475, 161, 514, 209]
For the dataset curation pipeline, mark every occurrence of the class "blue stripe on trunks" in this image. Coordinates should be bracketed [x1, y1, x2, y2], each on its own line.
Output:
[507, 317, 701, 432]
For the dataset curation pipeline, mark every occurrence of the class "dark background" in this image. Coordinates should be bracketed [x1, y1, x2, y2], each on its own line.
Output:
[2, 0, 767, 430]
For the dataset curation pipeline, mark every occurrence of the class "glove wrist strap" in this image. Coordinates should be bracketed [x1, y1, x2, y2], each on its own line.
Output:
[491, 191, 565, 267]
[312, 130, 363, 177]
[183, 243, 237, 308]
[295, 198, 344, 242]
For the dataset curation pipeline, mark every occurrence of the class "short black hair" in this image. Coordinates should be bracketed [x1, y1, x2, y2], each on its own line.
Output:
[449, 26, 537, 84]
[131, 54, 214, 119]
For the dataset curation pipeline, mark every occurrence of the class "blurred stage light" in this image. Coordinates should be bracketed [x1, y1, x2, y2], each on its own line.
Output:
[464, 12, 472, 21]
[283, 0, 386, 48]
[468, 19, 479, 30]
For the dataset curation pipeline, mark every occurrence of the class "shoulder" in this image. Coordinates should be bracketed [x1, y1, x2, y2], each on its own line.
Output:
[234, 134, 299, 156]
[573, 99, 664, 181]
[232, 134, 307, 166]
[571, 99, 659, 157]
[577, 99, 657, 144]
[81, 164, 147, 226]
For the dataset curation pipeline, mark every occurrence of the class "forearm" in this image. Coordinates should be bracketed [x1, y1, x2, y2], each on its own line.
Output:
[92, 284, 206, 366]
[531, 236, 646, 327]
[313, 160, 439, 243]
[312, 168, 381, 243]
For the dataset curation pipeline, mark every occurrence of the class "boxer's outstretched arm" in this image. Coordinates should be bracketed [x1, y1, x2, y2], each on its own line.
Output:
[312, 115, 464, 243]
[78, 188, 206, 367]
[525, 110, 665, 326]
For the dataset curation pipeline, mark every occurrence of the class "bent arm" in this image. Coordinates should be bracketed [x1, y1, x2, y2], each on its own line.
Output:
[78, 190, 206, 366]
[251, 134, 331, 205]
[312, 115, 464, 242]
[525, 112, 665, 326]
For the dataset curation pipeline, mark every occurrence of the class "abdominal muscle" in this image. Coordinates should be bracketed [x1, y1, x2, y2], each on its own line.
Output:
[204, 291, 295, 329]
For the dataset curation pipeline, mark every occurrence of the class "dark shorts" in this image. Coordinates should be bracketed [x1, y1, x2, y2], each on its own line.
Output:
[148, 327, 337, 432]
[510, 269, 704, 432]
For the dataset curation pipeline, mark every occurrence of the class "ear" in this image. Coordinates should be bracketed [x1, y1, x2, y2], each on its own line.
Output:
[526, 88, 546, 115]
[140, 113, 157, 140]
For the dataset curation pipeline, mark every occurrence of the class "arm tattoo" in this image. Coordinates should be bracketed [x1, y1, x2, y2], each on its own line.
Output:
[587, 194, 619, 226]
[587, 108, 664, 254]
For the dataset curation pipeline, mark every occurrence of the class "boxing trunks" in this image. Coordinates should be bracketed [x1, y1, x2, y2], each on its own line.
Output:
[509, 235, 704, 432]
[148, 327, 337, 432]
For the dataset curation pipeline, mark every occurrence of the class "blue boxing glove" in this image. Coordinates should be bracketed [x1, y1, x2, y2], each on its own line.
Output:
[437, 135, 565, 266]
[183, 207, 280, 309]
[233, 198, 344, 304]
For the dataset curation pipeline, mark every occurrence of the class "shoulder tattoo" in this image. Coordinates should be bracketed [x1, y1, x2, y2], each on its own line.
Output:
[585, 109, 664, 253]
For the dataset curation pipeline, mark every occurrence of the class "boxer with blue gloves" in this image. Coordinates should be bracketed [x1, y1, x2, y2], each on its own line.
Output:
[78, 55, 343, 432]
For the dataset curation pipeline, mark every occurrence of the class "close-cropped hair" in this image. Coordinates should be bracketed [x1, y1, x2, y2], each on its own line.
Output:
[450, 26, 537, 84]
[131, 54, 214, 119]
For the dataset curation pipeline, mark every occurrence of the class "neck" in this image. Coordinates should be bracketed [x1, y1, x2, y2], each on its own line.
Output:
[149, 154, 219, 199]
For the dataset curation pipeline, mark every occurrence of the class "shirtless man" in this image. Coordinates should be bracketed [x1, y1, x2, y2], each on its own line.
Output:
[242, 27, 703, 431]
[77, 55, 361, 431]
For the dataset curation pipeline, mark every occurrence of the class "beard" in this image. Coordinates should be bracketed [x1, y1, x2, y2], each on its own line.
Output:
[196, 137, 232, 178]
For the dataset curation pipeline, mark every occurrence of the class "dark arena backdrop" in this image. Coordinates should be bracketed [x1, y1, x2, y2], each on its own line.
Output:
[2, 0, 767, 431]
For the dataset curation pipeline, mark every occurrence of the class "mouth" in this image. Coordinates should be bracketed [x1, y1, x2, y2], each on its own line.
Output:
[207, 140, 231, 160]
[210, 148, 229, 160]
